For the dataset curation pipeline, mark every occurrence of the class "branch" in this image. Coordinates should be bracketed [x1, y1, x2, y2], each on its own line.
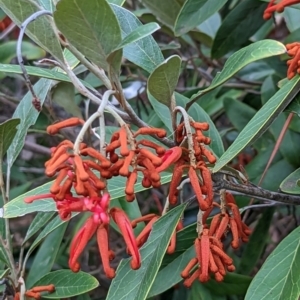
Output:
[212, 173, 300, 205]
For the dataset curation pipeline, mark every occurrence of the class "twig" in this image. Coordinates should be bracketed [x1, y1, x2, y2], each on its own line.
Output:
[212, 173, 300, 205]
[16, 10, 52, 109]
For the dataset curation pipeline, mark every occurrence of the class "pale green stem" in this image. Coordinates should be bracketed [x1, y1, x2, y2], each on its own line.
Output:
[67, 44, 112, 90]
[73, 90, 115, 154]
[173, 106, 196, 166]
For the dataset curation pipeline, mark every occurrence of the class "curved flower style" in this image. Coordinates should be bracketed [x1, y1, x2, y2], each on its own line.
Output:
[131, 214, 183, 254]
[26, 193, 140, 278]
[181, 192, 251, 286]
[14, 284, 55, 300]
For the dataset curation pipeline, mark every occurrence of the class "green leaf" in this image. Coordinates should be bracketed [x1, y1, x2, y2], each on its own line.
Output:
[148, 55, 181, 107]
[108, 0, 125, 5]
[148, 246, 195, 297]
[26, 222, 68, 288]
[4, 173, 172, 218]
[6, 79, 52, 168]
[280, 168, 300, 194]
[213, 76, 300, 172]
[32, 270, 99, 298]
[0, 41, 46, 64]
[0, 0, 64, 62]
[190, 40, 286, 102]
[245, 226, 300, 300]
[187, 101, 224, 157]
[211, 0, 267, 58]
[0, 269, 10, 280]
[205, 273, 252, 296]
[161, 222, 197, 268]
[0, 64, 92, 88]
[188, 281, 215, 300]
[111, 4, 164, 73]
[174, 0, 227, 36]
[34, 0, 55, 12]
[22, 211, 56, 245]
[54, 0, 122, 70]
[224, 98, 256, 132]
[114, 22, 160, 51]
[52, 82, 83, 119]
[140, 0, 181, 28]
[0, 119, 20, 159]
[106, 204, 186, 300]
[147, 92, 172, 133]
[237, 208, 275, 275]
[26, 214, 72, 258]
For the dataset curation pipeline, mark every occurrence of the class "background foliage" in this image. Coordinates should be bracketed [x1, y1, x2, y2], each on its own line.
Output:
[0, 0, 300, 299]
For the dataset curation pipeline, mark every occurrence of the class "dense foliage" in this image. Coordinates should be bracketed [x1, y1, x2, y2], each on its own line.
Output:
[0, 0, 300, 299]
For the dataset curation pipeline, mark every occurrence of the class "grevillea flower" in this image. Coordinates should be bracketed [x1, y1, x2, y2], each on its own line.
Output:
[14, 284, 55, 300]
[181, 230, 235, 287]
[67, 194, 140, 278]
[285, 42, 300, 79]
[263, 0, 300, 19]
[131, 214, 183, 254]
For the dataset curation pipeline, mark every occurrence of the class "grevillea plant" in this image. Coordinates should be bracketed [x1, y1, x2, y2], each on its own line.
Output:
[1, 0, 300, 299]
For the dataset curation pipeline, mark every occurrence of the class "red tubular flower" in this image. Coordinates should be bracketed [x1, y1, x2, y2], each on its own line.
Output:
[69, 216, 98, 272]
[14, 284, 55, 300]
[47, 117, 84, 135]
[110, 207, 141, 270]
[155, 146, 182, 173]
[97, 225, 116, 278]
[286, 42, 300, 79]
[189, 167, 210, 211]
[263, 0, 300, 19]
[133, 127, 167, 138]
[119, 125, 130, 156]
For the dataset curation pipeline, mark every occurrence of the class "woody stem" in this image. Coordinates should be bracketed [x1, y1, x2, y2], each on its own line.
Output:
[173, 106, 196, 166]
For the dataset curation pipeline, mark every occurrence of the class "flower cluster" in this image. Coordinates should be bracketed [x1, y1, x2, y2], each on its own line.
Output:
[25, 118, 183, 277]
[285, 42, 300, 79]
[182, 192, 251, 287]
[14, 284, 55, 300]
[263, 0, 300, 20]
[156, 120, 251, 286]
[25, 115, 251, 284]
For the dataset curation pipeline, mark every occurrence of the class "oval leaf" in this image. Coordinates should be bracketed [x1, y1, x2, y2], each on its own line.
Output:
[140, 0, 181, 28]
[7, 78, 52, 168]
[213, 76, 300, 172]
[106, 204, 186, 300]
[110, 4, 164, 73]
[32, 270, 99, 298]
[174, 0, 227, 36]
[26, 222, 68, 288]
[114, 22, 161, 51]
[0, 41, 46, 64]
[280, 168, 300, 194]
[22, 211, 56, 245]
[148, 246, 195, 297]
[0, 119, 20, 160]
[211, 0, 267, 58]
[148, 55, 181, 106]
[245, 226, 300, 300]
[0, 64, 92, 88]
[0, 0, 63, 62]
[54, 0, 122, 70]
[190, 40, 286, 103]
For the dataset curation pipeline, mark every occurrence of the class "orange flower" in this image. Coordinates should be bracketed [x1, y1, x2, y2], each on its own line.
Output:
[14, 284, 55, 300]
[263, 0, 300, 19]
[286, 42, 300, 79]
[182, 229, 235, 287]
